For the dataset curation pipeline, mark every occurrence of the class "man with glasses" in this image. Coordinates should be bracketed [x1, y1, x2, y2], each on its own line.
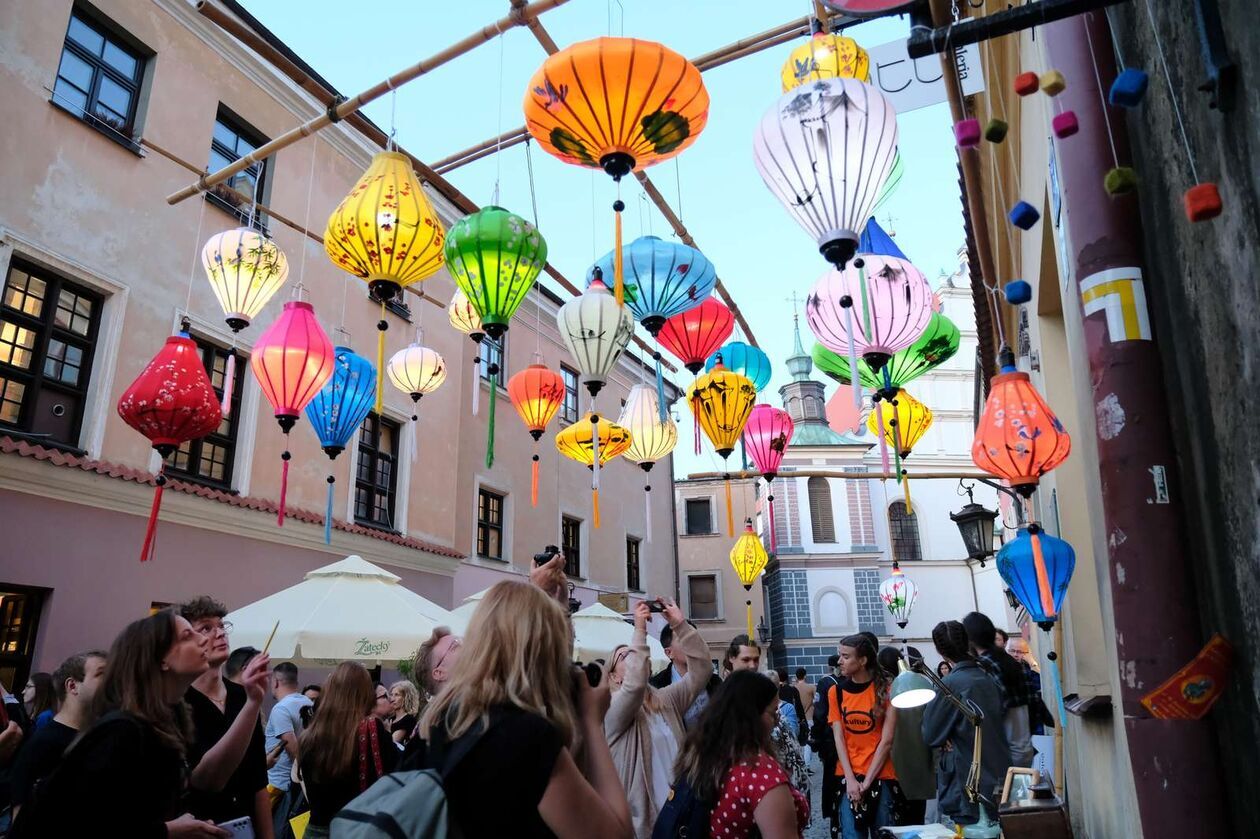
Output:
[179, 596, 274, 838]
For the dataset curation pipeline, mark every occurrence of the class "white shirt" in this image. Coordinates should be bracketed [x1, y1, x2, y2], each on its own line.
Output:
[646, 711, 678, 809]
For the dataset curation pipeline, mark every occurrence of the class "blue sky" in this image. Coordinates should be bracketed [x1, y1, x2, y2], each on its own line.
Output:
[239, 1, 964, 478]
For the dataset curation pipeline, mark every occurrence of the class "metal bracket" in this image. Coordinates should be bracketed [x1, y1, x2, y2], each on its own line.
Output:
[907, 0, 1131, 59]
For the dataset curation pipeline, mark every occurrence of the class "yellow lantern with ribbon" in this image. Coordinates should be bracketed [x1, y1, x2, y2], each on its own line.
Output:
[781, 32, 871, 91]
[555, 411, 632, 529]
[868, 388, 933, 512]
[730, 518, 769, 636]
[690, 357, 756, 535]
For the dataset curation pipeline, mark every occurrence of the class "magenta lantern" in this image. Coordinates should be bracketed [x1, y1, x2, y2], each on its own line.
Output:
[742, 404, 795, 554]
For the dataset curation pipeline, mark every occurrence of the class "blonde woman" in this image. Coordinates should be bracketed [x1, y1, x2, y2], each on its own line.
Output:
[605, 598, 711, 837]
[387, 680, 420, 745]
[419, 581, 632, 839]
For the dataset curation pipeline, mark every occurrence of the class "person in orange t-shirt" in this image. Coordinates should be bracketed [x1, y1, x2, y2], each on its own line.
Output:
[827, 634, 896, 839]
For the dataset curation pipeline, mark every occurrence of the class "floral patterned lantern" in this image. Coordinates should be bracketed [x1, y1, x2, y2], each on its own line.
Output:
[305, 346, 377, 544]
[813, 310, 960, 395]
[507, 362, 566, 506]
[444, 206, 547, 341]
[619, 384, 678, 536]
[386, 338, 446, 466]
[201, 228, 289, 333]
[658, 297, 734, 375]
[879, 561, 920, 630]
[780, 32, 870, 91]
[587, 235, 717, 336]
[447, 289, 486, 416]
[555, 411, 632, 529]
[741, 404, 795, 554]
[690, 357, 757, 536]
[729, 518, 769, 637]
[868, 387, 932, 512]
[557, 278, 635, 399]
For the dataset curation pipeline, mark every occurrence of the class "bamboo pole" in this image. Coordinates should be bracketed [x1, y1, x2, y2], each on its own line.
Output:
[686, 469, 1000, 481]
[167, 0, 571, 205]
[434, 130, 529, 174]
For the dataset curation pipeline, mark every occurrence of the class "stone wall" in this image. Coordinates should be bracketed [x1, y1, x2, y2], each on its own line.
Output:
[854, 568, 886, 635]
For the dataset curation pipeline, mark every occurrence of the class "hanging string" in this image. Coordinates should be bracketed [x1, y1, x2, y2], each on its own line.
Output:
[375, 302, 387, 413]
[590, 171, 598, 262]
[724, 474, 734, 536]
[324, 475, 335, 544]
[183, 198, 208, 321]
[613, 188, 626, 305]
[492, 23, 507, 205]
[485, 360, 498, 468]
[674, 159, 684, 230]
[1081, 16, 1122, 169]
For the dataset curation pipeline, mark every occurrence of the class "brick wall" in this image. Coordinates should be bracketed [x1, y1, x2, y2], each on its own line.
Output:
[778, 570, 813, 640]
[844, 467, 878, 549]
[782, 644, 838, 682]
[854, 568, 886, 634]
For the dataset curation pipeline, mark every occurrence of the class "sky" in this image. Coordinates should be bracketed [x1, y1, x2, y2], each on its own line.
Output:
[238, 0, 966, 479]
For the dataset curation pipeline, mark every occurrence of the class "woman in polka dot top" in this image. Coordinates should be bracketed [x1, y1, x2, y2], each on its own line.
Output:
[671, 671, 809, 838]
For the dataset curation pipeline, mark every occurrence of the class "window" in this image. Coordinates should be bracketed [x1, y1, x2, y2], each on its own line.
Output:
[560, 365, 580, 424]
[480, 334, 506, 387]
[0, 585, 50, 703]
[53, 10, 145, 147]
[561, 516, 582, 577]
[476, 488, 504, 560]
[889, 501, 923, 562]
[207, 108, 269, 229]
[0, 262, 102, 448]
[626, 537, 641, 592]
[684, 498, 714, 536]
[355, 414, 399, 529]
[687, 574, 718, 620]
[808, 477, 836, 543]
[164, 337, 243, 488]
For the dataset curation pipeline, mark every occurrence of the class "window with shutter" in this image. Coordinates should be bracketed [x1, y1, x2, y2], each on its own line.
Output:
[808, 477, 836, 543]
[687, 574, 718, 620]
[684, 498, 714, 535]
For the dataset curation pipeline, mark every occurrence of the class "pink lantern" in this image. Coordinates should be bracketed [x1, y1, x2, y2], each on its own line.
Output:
[742, 404, 795, 554]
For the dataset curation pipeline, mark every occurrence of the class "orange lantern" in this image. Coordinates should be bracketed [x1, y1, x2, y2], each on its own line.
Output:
[555, 411, 632, 528]
[508, 363, 566, 506]
[972, 351, 1071, 498]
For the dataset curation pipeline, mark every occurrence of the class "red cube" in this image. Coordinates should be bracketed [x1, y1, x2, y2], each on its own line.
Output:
[1052, 110, 1079, 138]
[1014, 72, 1039, 96]
[1184, 183, 1222, 222]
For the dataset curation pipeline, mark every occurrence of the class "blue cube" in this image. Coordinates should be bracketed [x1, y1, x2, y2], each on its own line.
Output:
[1009, 201, 1040, 230]
[1005, 280, 1032, 305]
[1109, 68, 1149, 108]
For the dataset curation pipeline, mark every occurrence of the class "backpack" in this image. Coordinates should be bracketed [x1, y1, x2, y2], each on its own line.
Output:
[329, 720, 488, 839]
[651, 774, 712, 839]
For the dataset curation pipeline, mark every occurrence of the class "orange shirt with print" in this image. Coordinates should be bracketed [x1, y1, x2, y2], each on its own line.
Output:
[827, 682, 896, 780]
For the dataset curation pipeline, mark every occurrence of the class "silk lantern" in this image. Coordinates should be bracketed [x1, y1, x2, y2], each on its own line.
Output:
[658, 297, 734, 375]
[619, 384, 678, 537]
[691, 358, 756, 536]
[705, 341, 772, 392]
[868, 387, 932, 511]
[997, 524, 1076, 630]
[729, 518, 769, 637]
[201, 228, 289, 333]
[444, 206, 547, 341]
[507, 363, 566, 506]
[386, 338, 446, 467]
[742, 404, 794, 554]
[251, 300, 335, 526]
[305, 346, 376, 544]
[447, 289, 486, 416]
[754, 77, 899, 269]
[555, 411, 632, 529]
[524, 37, 709, 305]
[781, 32, 871, 91]
[879, 561, 919, 630]
[813, 310, 960, 395]
[557, 277, 634, 399]
[118, 332, 223, 561]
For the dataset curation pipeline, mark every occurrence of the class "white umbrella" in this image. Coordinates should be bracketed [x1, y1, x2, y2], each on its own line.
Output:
[225, 555, 452, 666]
[444, 587, 492, 636]
[572, 603, 669, 672]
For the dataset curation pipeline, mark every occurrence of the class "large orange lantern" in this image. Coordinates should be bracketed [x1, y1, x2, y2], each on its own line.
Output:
[972, 352, 1071, 498]
[508, 363, 566, 506]
[690, 358, 756, 536]
[555, 411, 632, 529]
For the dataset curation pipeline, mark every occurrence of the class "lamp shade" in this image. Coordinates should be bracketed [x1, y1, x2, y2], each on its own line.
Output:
[754, 77, 899, 268]
[997, 525, 1076, 630]
[324, 151, 446, 301]
[386, 343, 447, 400]
[706, 341, 772, 392]
[555, 412, 632, 467]
[690, 359, 757, 459]
[972, 361, 1071, 496]
[447, 289, 484, 342]
[879, 561, 919, 629]
[619, 384, 678, 468]
[557, 278, 635, 397]
[806, 255, 933, 371]
[587, 235, 717, 335]
[742, 404, 794, 479]
[118, 333, 223, 456]
[890, 664, 936, 709]
[250, 301, 336, 429]
[444, 206, 547, 341]
[523, 37, 710, 179]
[781, 33, 870, 91]
[868, 388, 933, 457]
[730, 518, 769, 589]
[658, 297, 734, 374]
[305, 346, 376, 459]
[813, 310, 960, 392]
[507, 363, 566, 440]
[201, 228, 289, 332]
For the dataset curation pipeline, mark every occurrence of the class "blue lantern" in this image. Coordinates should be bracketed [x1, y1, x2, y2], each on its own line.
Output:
[304, 346, 376, 543]
[996, 525, 1076, 631]
[705, 341, 772, 392]
[586, 235, 717, 336]
[858, 217, 908, 261]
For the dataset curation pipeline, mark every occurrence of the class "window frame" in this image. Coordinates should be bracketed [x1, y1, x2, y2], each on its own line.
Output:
[559, 365, 580, 425]
[162, 335, 244, 490]
[683, 497, 715, 536]
[205, 106, 271, 232]
[480, 333, 506, 387]
[686, 573, 720, 621]
[807, 476, 837, 543]
[625, 536, 642, 592]
[561, 515, 582, 578]
[888, 500, 923, 563]
[476, 487, 506, 561]
[354, 413, 400, 531]
[51, 8, 147, 153]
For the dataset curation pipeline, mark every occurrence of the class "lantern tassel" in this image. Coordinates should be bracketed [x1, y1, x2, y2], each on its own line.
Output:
[902, 471, 913, 515]
[768, 485, 778, 555]
[139, 473, 167, 563]
[471, 354, 481, 416]
[591, 415, 601, 529]
[613, 200, 625, 306]
[654, 351, 668, 423]
[531, 453, 540, 507]
[1030, 531, 1057, 620]
[324, 477, 334, 545]
[645, 484, 652, 541]
[746, 599, 753, 639]
[693, 399, 701, 455]
[220, 352, 236, 416]
[485, 368, 497, 468]
[1048, 653, 1067, 726]
[875, 401, 891, 474]
[593, 487, 601, 529]
[740, 437, 748, 471]
[844, 303, 861, 410]
[410, 416, 418, 464]
[277, 447, 291, 527]
[375, 307, 387, 415]
[725, 476, 734, 537]
[892, 443, 903, 484]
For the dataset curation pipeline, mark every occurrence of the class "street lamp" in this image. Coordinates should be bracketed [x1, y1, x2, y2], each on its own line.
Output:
[756, 616, 771, 646]
[951, 481, 999, 565]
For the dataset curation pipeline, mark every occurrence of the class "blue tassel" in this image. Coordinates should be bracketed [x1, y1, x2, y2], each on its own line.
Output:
[654, 352, 668, 423]
[324, 477, 334, 545]
[1048, 657, 1067, 727]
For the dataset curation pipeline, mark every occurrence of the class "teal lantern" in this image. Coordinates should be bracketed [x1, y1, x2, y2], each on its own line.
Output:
[997, 524, 1076, 631]
[705, 341, 772, 392]
[305, 346, 377, 543]
[444, 206, 547, 341]
[586, 235, 717, 336]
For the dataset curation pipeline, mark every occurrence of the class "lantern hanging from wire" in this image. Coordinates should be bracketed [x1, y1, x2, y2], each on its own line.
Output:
[690, 357, 756, 536]
[742, 404, 795, 554]
[879, 561, 920, 630]
[507, 362, 566, 507]
[524, 37, 709, 305]
[555, 411, 633, 529]
[780, 31, 870, 91]
[448, 289, 486, 416]
[619, 383, 678, 538]
[705, 341, 772, 392]
[118, 332, 223, 562]
[754, 77, 899, 270]
[997, 524, 1076, 631]
[557, 277, 635, 399]
[251, 300, 335, 527]
[386, 336, 446, 467]
[730, 518, 769, 637]
[201, 228, 289, 333]
[814, 310, 960, 395]
[658, 297, 734, 375]
[445, 206, 547, 341]
[305, 345, 377, 544]
[868, 387, 933, 512]
[972, 348, 1072, 499]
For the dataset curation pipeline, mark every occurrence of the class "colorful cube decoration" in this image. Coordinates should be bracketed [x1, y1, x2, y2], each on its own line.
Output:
[1009, 201, 1041, 230]
[984, 118, 1009, 143]
[954, 118, 981, 148]
[1005, 280, 1033, 305]
[1104, 167, 1138, 196]
[1040, 70, 1067, 96]
[1014, 72, 1039, 96]
[1052, 110, 1080, 138]
[1109, 69, 1150, 108]
[1184, 183, 1222, 222]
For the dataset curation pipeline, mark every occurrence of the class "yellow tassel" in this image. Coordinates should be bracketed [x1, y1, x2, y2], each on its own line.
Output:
[375, 301, 386, 415]
[725, 478, 734, 536]
[746, 600, 753, 638]
[593, 487, 601, 529]
[613, 201, 625, 306]
[902, 472, 913, 515]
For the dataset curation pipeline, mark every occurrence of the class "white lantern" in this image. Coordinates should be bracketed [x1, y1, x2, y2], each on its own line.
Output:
[201, 227, 289, 332]
[557, 277, 634, 398]
[880, 561, 920, 630]
[386, 343, 447, 400]
[753, 77, 899, 269]
[619, 383, 677, 539]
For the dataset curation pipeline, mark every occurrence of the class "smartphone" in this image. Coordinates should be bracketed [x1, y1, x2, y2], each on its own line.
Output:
[647, 600, 666, 613]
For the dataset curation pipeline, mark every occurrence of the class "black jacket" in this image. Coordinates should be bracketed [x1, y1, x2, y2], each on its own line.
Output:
[650, 665, 721, 695]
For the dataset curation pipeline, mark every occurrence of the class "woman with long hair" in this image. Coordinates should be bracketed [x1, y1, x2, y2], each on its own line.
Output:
[22, 672, 55, 730]
[672, 670, 809, 838]
[827, 634, 897, 839]
[420, 580, 632, 838]
[387, 679, 420, 745]
[296, 662, 396, 836]
[12, 611, 229, 838]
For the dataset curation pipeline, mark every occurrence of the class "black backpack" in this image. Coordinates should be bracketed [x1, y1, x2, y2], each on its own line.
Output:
[651, 774, 711, 839]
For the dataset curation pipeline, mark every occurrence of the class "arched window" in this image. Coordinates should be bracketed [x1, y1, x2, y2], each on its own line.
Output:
[807, 477, 836, 543]
[889, 501, 922, 562]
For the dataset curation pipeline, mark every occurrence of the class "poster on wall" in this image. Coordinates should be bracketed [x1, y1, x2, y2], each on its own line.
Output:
[1031, 733, 1056, 783]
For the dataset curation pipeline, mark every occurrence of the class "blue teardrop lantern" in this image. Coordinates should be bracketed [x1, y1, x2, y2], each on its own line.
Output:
[705, 341, 772, 392]
[305, 346, 377, 543]
[996, 525, 1076, 631]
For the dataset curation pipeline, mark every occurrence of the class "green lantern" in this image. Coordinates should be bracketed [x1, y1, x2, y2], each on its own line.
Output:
[814, 310, 960, 394]
[444, 206, 548, 341]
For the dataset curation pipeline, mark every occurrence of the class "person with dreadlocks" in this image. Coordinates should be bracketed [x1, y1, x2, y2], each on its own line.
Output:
[826, 634, 896, 839]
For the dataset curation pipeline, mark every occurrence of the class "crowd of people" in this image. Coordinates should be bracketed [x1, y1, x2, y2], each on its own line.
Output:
[0, 553, 1049, 838]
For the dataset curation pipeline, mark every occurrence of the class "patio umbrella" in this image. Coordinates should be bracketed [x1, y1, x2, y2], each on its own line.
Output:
[445, 588, 491, 636]
[225, 555, 451, 666]
[572, 603, 669, 672]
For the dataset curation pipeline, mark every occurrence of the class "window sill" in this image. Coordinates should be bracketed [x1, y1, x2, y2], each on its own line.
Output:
[680, 532, 720, 539]
[164, 471, 238, 495]
[204, 192, 270, 236]
[475, 554, 508, 563]
[48, 98, 144, 157]
[0, 427, 86, 457]
[366, 289, 413, 322]
[353, 519, 402, 537]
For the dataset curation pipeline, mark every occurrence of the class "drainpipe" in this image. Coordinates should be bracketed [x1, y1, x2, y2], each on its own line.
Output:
[1044, 13, 1227, 835]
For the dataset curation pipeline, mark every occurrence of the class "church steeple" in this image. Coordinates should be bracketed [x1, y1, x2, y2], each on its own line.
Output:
[785, 311, 813, 382]
[778, 305, 857, 446]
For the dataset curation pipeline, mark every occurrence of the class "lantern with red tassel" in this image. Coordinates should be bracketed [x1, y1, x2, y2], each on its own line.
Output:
[118, 332, 223, 561]
[742, 404, 795, 554]
[507, 361, 566, 507]
[251, 300, 335, 526]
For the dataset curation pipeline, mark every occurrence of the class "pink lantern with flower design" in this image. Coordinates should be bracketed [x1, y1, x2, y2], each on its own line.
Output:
[742, 404, 795, 554]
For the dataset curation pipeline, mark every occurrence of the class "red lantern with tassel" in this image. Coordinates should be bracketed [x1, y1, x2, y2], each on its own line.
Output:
[742, 404, 795, 554]
[507, 362, 566, 507]
[117, 332, 223, 561]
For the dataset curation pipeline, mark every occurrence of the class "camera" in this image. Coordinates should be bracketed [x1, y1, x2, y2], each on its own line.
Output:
[647, 599, 666, 613]
[534, 544, 560, 566]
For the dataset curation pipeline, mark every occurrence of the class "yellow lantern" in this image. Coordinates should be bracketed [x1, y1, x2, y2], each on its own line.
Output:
[780, 33, 871, 91]
[555, 411, 632, 529]
[690, 358, 756, 535]
[730, 518, 769, 636]
[201, 227, 289, 333]
[868, 388, 933, 512]
[619, 384, 678, 538]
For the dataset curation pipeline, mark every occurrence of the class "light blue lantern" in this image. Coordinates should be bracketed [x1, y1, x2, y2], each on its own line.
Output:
[705, 341, 772, 392]
[304, 346, 377, 543]
[586, 235, 717, 336]
[996, 525, 1076, 631]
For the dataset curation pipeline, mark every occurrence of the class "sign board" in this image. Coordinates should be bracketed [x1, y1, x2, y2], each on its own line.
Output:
[866, 38, 985, 113]
[824, 0, 919, 16]
[597, 591, 629, 613]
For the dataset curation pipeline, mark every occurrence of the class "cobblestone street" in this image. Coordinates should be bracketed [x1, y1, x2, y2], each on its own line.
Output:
[803, 752, 831, 839]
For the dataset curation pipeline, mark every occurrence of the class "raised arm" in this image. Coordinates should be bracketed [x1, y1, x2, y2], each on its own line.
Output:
[189, 654, 270, 792]
[604, 602, 651, 740]
[655, 600, 711, 715]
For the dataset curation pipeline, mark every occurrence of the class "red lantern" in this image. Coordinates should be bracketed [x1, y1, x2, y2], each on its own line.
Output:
[658, 297, 734, 374]
[251, 301, 335, 525]
[507, 363, 566, 507]
[117, 333, 223, 561]
[972, 352, 1071, 498]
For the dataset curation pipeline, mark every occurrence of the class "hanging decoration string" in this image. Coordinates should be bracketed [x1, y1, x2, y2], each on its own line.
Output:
[492, 23, 507, 205]
[1081, 15, 1121, 169]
